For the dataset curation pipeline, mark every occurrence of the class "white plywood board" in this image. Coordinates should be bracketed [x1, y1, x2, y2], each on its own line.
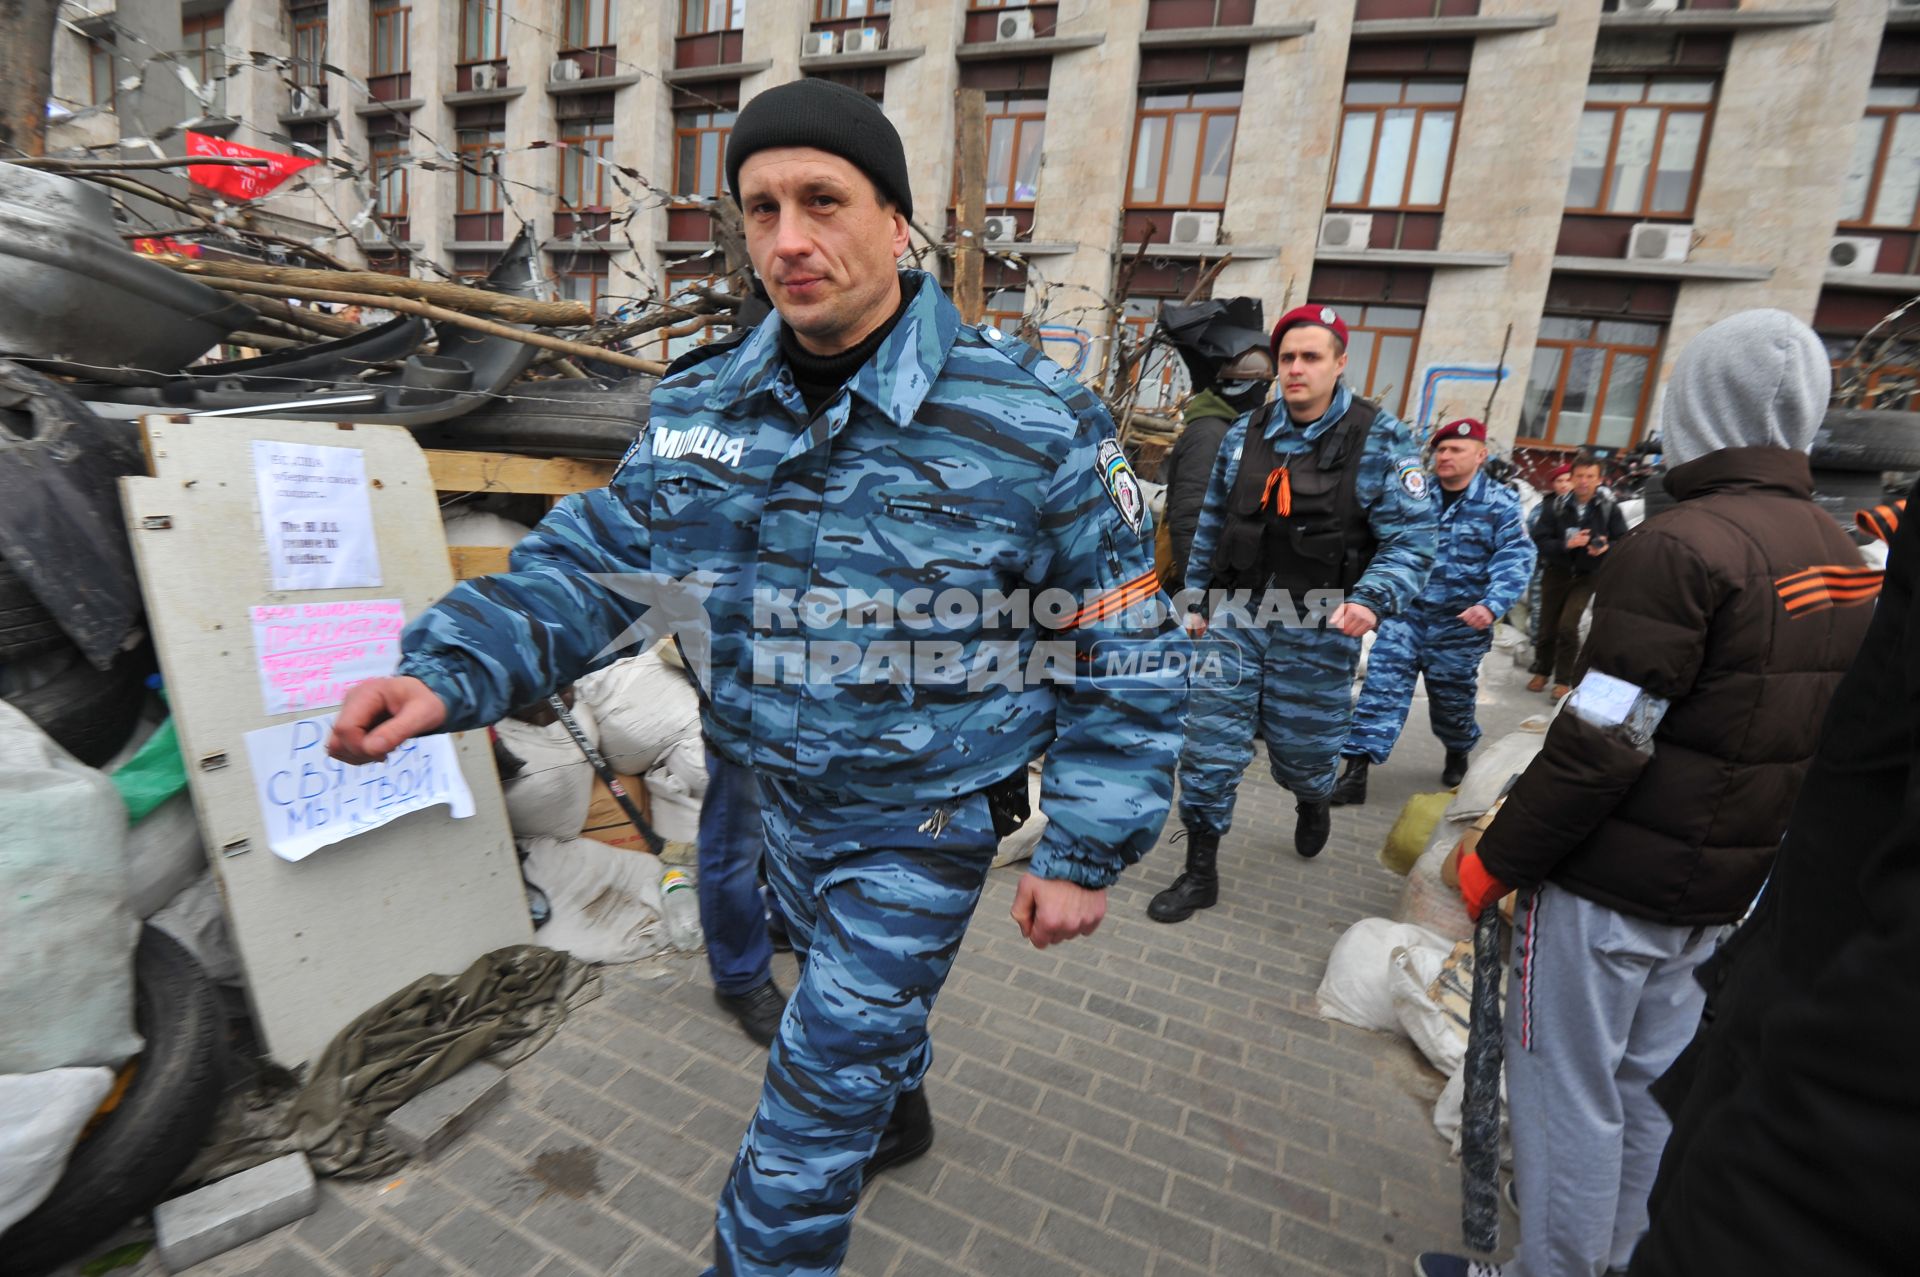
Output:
[123, 416, 531, 1067]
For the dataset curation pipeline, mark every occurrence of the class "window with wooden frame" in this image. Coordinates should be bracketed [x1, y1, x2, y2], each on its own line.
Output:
[563, 0, 615, 50]
[558, 109, 615, 239]
[679, 0, 744, 34]
[289, 1, 327, 106]
[985, 287, 1028, 333]
[458, 0, 504, 65]
[1145, 0, 1255, 28]
[182, 12, 228, 114]
[1120, 298, 1192, 412]
[674, 105, 737, 201]
[1825, 333, 1920, 411]
[554, 262, 609, 316]
[1127, 89, 1240, 209]
[978, 93, 1046, 207]
[1520, 316, 1663, 450]
[370, 122, 410, 226]
[370, 0, 410, 99]
[455, 107, 506, 240]
[1328, 79, 1463, 212]
[1840, 84, 1920, 230]
[1565, 77, 1715, 219]
[1317, 302, 1422, 419]
[87, 36, 117, 108]
[813, 0, 890, 19]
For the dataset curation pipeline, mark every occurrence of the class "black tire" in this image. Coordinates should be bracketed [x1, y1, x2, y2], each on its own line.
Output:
[1811, 409, 1920, 473]
[0, 554, 64, 660]
[1810, 467, 1896, 531]
[0, 928, 226, 1277]
[413, 375, 654, 459]
[3, 645, 148, 767]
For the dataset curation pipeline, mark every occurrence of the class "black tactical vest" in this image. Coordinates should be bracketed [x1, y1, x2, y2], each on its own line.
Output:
[1210, 396, 1380, 593]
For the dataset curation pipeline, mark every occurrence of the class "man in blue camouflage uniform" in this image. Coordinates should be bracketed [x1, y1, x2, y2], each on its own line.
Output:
[1331, 418, 1535, 805]
[1148, 305, 1436, 924]
[328, 79, 1184, 1277]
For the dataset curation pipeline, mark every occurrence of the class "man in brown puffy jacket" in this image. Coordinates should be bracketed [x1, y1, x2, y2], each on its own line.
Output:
[1416, 309, 1875, 1277]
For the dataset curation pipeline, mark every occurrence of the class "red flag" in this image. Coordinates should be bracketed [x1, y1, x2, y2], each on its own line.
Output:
[185, 131, 320, 201]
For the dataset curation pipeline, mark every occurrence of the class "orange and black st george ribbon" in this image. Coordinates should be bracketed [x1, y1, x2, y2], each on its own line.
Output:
[1775, 564, 1884, 617]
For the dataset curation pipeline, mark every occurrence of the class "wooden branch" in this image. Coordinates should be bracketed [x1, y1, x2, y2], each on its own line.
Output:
[236, 294, 361, 339]
[85, 174, 354, 270]
[154, 255, 594, 326]
[953, 88, 988, 327]
[194, 278, 667, 375]
[1179, 253, 1235, 304]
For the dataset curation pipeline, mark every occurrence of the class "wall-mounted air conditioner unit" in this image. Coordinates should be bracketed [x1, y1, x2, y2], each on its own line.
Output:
[470, 63, 501, 91]
[290, 88, 320, 113]
[1830, 235, 1882, 276]
[1618, 0, 1681, 12]
[1318, 212, 1373, 253]
[550, 58, 584, 83]
[983, 215, 1019, 244]
[803, 31, 837, 56]
[998, 10, 1036, 41]
[1170, 211, 1221, 247]
[1628, 221, 1692, 262]
[844, 27, 884, 54]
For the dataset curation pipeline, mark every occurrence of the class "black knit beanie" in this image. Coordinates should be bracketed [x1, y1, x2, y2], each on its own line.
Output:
[724, 79, 914, 218]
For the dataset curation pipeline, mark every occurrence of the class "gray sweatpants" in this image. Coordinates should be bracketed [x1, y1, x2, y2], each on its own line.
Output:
[1504, 882, 1723, 1277]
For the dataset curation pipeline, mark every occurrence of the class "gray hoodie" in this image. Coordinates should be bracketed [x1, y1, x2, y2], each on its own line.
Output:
[1660, 309, 1830, 468]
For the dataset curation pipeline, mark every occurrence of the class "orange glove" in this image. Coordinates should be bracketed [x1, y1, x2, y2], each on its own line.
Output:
[1457, 850, 1510, 921]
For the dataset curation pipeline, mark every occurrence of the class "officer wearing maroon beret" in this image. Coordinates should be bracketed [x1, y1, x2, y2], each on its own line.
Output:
[1332, 417, 1536, 804]
[1151, 304, 1438, 923]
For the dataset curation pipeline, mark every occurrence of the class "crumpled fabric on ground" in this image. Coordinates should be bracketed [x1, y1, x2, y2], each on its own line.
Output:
[189, 945, 597, 1183]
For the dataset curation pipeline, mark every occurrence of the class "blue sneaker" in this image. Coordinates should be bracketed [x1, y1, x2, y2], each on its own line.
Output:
[1413, 1256, 1504, 1277]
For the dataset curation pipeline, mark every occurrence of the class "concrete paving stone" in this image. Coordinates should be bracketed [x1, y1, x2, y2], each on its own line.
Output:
[1102, 1188, 1215, 1259]
[606, 1111, 722, 1184]
[1086, 1074, 1185, 1136]
[465, 1094, 567, 1155]
[1104, 1023, 1200, 1074]
[679, 1103, 753, 1155]
[1062, 1037, 1153, 1088]
[1005, 1151, 1109, 1222]
[929, 1115, 1020, 1177]
[1028, 1087, 1132, 1152]
[1233, 1093, 1331, 1153]
[329, 1221, 450, 1277]
[437, 1143, 549, 1219]
[931, 1019, 1016, 1069]
[423, 1208, 552, 1277]
[611, 1236, 703, 1276]
[599, 1024, 702, 1082]
[1126, 1123, 1231, 1189]
[1090, 950, 1181, 993]
[1181, 1107, 1280, 1169]
[520, 1195, 644, 1271]
[925, 1166, 1045, 1241]
[605, 1167, 718, 1255]
[1167, 1173, 1277, 1246]
[948, 1058, 1042, 1111]
[603, 1064, 709, 1119]
[536, 1038, 628, 1089]
[289, 1185, 369, 1253]
[959, 1224, 1062, 1275]
[154, 1154, 319, 1273]
[837, 1219, 903, 1277]
[1007, 967, 1087, 1009]
[1034, 1206, 1151, 1277]
[1008, 1044, 1098, 1098]
[1273, 1211, 1402, 1276]
[861, 1184, 977, 1257]
[1063, 1133, 1169, 1205]
[1148, 1249, 1213, 1277]
[532, 1076, 633, 1144]
[668, 1006, 768, 1067]
[1083, 990, 1164, 1035]
[1227, 1159, 1334, 1225]
[369, 1174, 463, 1238]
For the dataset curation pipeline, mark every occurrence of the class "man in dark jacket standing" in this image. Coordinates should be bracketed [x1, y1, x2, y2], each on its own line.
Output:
[1524, 464, 1572, 691]
[1155, 299, 1274, 589]
[1626, 505, 1913, 1276]
[1530, 454, 1629, 698]
[1416, 310, 1873, 1277]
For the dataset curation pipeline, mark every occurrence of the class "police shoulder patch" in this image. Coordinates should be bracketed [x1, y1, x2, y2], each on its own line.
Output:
[1396, 459, 1430, 500]
[1096, 438, 1146, 536]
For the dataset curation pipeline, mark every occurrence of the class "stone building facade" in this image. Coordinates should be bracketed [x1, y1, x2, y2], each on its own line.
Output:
[47, 0, 1914, 455]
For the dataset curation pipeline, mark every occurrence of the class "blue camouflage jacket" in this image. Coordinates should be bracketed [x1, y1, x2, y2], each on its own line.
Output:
[400, 272, 1187, 888]
[1421, 469, 1537, 617]
[1183, 383, 1437, 616]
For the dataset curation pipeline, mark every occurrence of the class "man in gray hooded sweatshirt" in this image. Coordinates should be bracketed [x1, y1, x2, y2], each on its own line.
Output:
[1418, 310, 1873, 1277]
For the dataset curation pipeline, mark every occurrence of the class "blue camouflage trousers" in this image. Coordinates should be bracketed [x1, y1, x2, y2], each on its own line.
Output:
[1176, 619, 1363, 831]
[1343, 608, 1493, 764]
[707, 780, 1000, 1276]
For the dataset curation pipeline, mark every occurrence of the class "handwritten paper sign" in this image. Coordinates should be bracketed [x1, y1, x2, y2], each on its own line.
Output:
[252, 441, 381, 591]
[250, 599, 403, 715]
[245, 714, 474, 862]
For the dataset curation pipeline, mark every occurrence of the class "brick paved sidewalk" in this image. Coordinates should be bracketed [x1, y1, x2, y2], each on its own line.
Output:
[95, 649, 1545, 1277]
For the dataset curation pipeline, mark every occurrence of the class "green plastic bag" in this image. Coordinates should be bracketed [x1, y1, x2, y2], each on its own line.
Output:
[111, 716, 187, 822]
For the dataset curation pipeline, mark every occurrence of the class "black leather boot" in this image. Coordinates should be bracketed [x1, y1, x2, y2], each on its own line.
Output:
[1441, 749, 1471, 788]
[1329, 756, 1370, 807]
[1294, 800, 1331, 859]
[866, 1084, 933, 1180]
[1147, 830, 1221, 923]
[714, 979, 788, 1047]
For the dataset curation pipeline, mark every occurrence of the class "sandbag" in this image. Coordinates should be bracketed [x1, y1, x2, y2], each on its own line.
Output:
[990, 770, 1047, 869]
[440, 508, 533, 548]
[1397, 823, 1476, 943]
[521, 835, 670, 964]
[1381, 791, 1454, 876]
[643, 736, 705, 844]
[493, 701, 599, 839]
[0, 701, 142, 1073]
[1391, 939, 1476, 1077]
[577, 648, 703, 777]
[124, 791, 205, 920]
[1446, 728, 1547, 823]
[1315, 918, 1452, 1032]
[0, 1066, 116, 1235]
[149, 872, 241, 984]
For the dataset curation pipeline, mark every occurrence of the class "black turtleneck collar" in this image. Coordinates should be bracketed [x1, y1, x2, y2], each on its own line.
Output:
[778, 275, 915, 416]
